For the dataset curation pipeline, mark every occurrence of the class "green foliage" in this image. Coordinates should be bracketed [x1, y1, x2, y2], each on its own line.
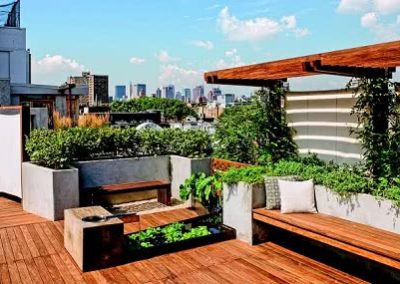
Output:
[128, 222, 211, 249]
[26, 127, 212, 169]
[110, 97, 198, 121]
[213, 85, 297, 164]
[349, 77, 400, 178]
[179, 172, 222, 213]
[221, 166, 268, 185]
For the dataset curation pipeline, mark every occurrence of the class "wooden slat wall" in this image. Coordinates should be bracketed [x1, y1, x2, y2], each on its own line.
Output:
[286, 89, 362, 164]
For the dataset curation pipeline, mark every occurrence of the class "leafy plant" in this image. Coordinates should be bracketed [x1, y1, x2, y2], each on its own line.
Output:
[179, 172, 222, 213]
[221, 166, 268, 185]
[110, 97, 198, 121]
[26, 127, 212, 169]
[213, 84, 297, 164]
[128, 222, 211, 249]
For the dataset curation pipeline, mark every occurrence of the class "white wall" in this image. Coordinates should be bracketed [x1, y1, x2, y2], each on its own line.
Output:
[0, 111, 22, 197]
[286, 89, 362, 164]
[0, 27, 29, 84]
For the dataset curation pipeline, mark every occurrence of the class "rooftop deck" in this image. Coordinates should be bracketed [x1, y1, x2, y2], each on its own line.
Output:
[0, 197, 367, 283]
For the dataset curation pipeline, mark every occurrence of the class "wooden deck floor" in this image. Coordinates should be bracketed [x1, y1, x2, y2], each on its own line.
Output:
[0, 197, 367, 284]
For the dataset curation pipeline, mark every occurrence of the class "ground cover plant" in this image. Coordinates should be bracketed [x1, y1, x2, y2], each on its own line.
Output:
[26, 127, 212, 169]
[127, 221, 212, 250]
[110, 97, 198, 121]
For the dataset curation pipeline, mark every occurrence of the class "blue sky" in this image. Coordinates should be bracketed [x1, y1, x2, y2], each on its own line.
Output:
[21, 0, 400, 96]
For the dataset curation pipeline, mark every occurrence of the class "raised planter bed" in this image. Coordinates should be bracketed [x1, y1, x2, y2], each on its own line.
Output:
[125, 214, 236, 261]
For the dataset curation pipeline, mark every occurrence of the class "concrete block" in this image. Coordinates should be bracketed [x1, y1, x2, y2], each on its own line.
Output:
[22, 162, 79, 220]
[170, 155, 211, 202]
[315, 185, 400, 234]
[64, 206, 124, 271]
[223, 182, 265, 244]
[75, 156, 170, 189]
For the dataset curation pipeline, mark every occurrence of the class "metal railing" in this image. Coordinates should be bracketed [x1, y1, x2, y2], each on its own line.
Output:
[0, 0, 20, 28]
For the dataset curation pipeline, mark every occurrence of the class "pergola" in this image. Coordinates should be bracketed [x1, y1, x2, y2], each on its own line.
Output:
[204, 40, 400, 87]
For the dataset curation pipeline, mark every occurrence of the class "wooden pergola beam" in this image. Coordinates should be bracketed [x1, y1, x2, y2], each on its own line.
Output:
[304, 60, 396, 78]
[205, 76, 287, 87]
[204, 40, 400, 87]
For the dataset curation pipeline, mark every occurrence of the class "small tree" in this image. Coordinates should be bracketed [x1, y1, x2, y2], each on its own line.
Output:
[350, 77, 400, 179]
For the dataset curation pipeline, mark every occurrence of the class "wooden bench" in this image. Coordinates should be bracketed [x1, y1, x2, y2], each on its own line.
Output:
[253, 208, 400, 270]
[86, 180, 172, 206]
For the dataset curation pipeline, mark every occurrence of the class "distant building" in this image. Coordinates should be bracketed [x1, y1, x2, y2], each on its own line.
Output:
[217, 93, 235, 108]
[69, 72, 108, 106]
[183, 88, 191, 103]
[175, 91, 183, 101]
[208, 87, 222, 101]
[115, 85, 126, 101]
[162, 85, 175, 99]
[134, 84, 146, 97]
[155, 88, 162, 98]
[192, 85, 204, 103]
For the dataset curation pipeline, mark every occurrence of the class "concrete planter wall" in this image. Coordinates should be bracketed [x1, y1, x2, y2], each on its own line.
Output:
[22, 162, 79, 221]
[22, 155, 212, 220]
[223, 182, 265, 244]
[75, 156, 170, 189]
[170, 155, 211, 204]
[315, 185, 400, 234]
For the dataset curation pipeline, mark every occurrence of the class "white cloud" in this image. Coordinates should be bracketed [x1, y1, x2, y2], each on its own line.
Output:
[31, 54, 85, 85]
[225, 48, 237, 57]
[337, 0, 371, 13]
[217, 48, 244, 69]
[374, 0, 400, 14]
[158, 65, 202, 89]
[156, 50, 178, 63]
[360, 12, 400, 40]
[217, 7, 309, 41]
[191, 40, 214, 50]
[129, 57, 145, 64]
[361, 12, 378, 27]
[281, 15, 297, 29]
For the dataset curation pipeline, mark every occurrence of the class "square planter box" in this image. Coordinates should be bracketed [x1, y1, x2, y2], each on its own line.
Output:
[22, 162, 79, 221]
[125, 214, 236, 262]
[223, 182, 265, 244]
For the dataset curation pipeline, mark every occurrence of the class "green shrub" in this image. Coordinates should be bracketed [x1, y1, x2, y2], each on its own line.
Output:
[26, 127, 212, 169]
[222, 166, 268, 185]
[110, 97, 198, 121]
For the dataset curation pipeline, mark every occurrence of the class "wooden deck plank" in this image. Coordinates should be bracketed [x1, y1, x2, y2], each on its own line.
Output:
[0, 197, 368, 284]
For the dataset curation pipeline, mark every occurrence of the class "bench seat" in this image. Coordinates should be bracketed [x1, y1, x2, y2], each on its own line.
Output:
[86, 180, 172, 206]
[253, 208, 400, 270]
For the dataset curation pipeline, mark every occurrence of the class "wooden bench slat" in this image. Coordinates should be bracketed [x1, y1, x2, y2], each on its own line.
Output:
[99, 180, 171, 193]
[253, 212, 400, 270]
[253, 209, 400, 268]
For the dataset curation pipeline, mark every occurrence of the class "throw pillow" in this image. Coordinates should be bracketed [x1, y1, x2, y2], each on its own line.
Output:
[278, 179, 317, 214]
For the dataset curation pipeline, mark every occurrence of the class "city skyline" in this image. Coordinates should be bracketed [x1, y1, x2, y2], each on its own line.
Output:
[23, 0, 400, 95]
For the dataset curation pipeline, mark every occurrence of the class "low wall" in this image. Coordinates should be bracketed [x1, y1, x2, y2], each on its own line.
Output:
[75, 156, 170, 189]
[315, 185, 400, 234]
[223, 182, 265, 244]
[170, 156, 211, 201]
[22, 163, 79, 220]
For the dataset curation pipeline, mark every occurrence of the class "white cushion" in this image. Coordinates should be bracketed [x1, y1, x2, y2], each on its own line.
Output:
[278, 179, 317, 214]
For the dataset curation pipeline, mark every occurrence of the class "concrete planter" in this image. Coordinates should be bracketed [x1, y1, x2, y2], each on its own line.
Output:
[22, 162, 79, 221]
[223, 182, 265, 244]
[315, 185, 400, 234]
[170, 156, 211, 205]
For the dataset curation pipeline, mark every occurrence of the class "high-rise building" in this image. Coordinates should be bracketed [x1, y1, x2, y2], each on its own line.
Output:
[183, 88, 191, 103]
[217, 93, 235, 108]
[192, 85, 204, 103]
[208, 87, 222, 101]
[175, 91, 183, 101]
[115, 85, 126, 101]
[68, 72, 108, 106]
[162, 85, 175, 99]
[155, 88, 162, 98]
[134, 84, 146, 97]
